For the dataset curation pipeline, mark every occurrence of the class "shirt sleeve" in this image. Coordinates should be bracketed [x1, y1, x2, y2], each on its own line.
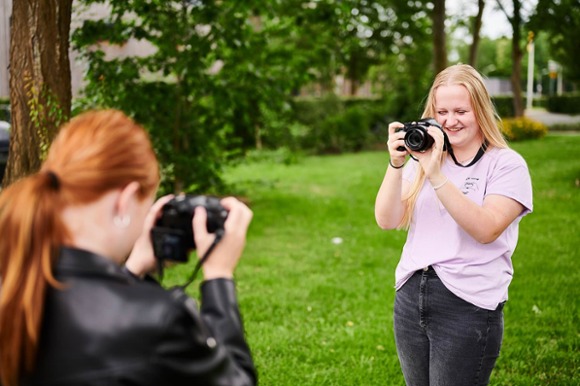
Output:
[485, 150, 533, 216]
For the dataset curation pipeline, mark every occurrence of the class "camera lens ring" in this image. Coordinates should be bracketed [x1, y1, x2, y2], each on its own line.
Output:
[405, 129, 427, 151]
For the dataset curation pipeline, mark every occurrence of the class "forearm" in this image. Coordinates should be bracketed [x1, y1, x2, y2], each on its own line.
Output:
[429, 175, 506, 243]
[375, 163, 406, 229]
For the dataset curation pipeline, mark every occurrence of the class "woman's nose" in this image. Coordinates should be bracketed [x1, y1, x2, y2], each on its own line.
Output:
[444, 114, 458, 127]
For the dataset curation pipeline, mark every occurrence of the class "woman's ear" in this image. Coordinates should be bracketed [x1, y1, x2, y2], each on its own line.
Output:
[115, 181, 140, 217]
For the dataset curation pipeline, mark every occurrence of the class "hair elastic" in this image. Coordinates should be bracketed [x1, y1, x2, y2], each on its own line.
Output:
[389, 159, 405, 169]
[46, 171, 60, 190]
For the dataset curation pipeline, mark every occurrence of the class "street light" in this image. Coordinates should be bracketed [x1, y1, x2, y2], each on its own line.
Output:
[526, 31, 534, 111]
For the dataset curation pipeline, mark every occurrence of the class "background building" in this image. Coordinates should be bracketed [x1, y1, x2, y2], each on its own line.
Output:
[0, 0, 12, 99]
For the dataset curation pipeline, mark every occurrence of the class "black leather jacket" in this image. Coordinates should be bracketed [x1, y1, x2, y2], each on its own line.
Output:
[24, 247, 257, 386]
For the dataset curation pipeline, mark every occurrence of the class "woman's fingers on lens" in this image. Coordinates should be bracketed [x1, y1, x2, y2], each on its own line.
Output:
[428, 127, 444, 150]
[388, 122, 400, 133]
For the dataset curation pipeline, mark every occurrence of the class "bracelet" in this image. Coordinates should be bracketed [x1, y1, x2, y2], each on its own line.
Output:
[432, 177, 449, 191]
[389, 159, 405, 169]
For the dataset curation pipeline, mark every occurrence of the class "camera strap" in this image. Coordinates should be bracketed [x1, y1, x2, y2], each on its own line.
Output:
[179, 229, 225, 290]
[447, 141, 488, 167]
[410, 140, 487, 168]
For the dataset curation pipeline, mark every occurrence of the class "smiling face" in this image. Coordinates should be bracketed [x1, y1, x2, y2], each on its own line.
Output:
[434, 84, 484, 158]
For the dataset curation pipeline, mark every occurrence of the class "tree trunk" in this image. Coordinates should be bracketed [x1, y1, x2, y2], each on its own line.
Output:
[3, 0, 72, 187]
[432, 0, 447, 73]
[509, 0, 524, 117]
[469, 0, 485, 66]
[347, 54, 359, 96]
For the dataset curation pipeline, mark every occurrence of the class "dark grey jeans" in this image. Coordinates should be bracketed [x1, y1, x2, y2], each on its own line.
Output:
[393, 267, 504, 386]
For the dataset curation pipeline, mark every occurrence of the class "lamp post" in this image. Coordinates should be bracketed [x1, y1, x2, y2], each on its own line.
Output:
[526, 31, 534, 112]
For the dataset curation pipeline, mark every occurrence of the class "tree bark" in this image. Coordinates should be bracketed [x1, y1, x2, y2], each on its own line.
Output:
[432, 0, 447, 73]
[469, 0, 485, 67]
[3, 0, 72, 187]
[509, 0, 524, 117]
[497, 0, 525, 117]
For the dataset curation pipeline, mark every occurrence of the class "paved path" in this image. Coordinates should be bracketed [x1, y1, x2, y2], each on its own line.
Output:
[525, 109, 580, 126]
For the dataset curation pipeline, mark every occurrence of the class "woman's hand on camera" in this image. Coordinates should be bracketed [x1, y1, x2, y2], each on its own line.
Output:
[193, 197, 253, 280]
[125, 194, 174, 278]
[387, 122, 408, 167]
[411, 126, 446, 182]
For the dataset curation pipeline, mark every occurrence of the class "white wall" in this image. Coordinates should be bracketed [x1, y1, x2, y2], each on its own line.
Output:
[0, 0, 12, 99]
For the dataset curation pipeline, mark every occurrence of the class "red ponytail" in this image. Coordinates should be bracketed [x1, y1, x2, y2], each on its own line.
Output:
[0, 110, 159, 385]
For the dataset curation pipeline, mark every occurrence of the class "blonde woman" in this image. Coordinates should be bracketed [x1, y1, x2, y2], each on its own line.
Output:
[375, 64, 533, 385]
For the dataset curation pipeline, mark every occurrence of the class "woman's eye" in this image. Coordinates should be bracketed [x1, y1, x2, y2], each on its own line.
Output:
[437, 111, 447, 116]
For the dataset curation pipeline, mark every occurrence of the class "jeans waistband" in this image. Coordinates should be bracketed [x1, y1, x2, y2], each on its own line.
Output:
[414, 265, 435, 276]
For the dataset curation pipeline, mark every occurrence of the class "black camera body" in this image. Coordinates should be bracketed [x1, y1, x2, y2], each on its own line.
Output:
[151, 195, 228, 262]
[395, 118, 447, 152]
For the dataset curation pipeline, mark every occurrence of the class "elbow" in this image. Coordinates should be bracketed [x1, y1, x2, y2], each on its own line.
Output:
[375, 216, 398, 230]
[476, 230, 501, 244]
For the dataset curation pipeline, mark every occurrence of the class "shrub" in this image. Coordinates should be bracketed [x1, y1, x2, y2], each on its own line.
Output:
[492, 96, 549, 118]
[493, 96, 516, 118]
[300, 105, 374, 154]
[548, 122, 580, 132]
[243, 147, 302, 166]
[501, 117, 548, 141]
[532, 96, 548, 109]
[291, 96, 390, 154]
[291, 95, 344, 128]
[546, 93, 580, 114]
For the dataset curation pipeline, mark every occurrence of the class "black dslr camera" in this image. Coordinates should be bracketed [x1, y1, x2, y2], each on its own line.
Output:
[151, 195, 228, 262]
[395, 118, 447, 152]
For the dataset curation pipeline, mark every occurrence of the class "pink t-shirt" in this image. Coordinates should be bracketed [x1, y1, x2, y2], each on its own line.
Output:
[395, 147, 533, 310]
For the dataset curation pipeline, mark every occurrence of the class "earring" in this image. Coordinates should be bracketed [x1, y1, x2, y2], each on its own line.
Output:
[113, 214, 131, 228]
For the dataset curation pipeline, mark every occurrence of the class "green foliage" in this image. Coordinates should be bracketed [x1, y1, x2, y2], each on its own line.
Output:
[0, 104, 9, 122]
[72, 0, 311, 193]
[501, 117, 548, 141]
[548, 122, 580, 132]
[493, 95, 548, 119]
[493, 96, 517, 118]
[290, 96, 390, 154]
[243, 147, 302, 166]
[316, 106, 372, 153]
[545, 93, 580, 114]
[159, 135, 580, 385]
[452, 36, 513, 78]
[68, 0, 469, 192]
[530, 0, 580, 86]
[24, 77, 66, 161]
[70, 0, 568, 191]
[531, 96, 548, 109]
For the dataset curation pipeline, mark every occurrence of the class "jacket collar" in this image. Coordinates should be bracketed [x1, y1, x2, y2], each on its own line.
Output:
[55, 246, 130, 282]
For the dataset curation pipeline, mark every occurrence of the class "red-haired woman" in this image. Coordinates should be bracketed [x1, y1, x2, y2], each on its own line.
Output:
[0, 110, 256, 386]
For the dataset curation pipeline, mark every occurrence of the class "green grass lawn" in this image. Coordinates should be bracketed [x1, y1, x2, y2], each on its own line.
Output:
[167, 134, 579, 385]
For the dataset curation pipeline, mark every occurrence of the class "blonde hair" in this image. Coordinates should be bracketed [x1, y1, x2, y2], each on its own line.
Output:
[0, 110, 159, 386]
[399, 64, 509, 229]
